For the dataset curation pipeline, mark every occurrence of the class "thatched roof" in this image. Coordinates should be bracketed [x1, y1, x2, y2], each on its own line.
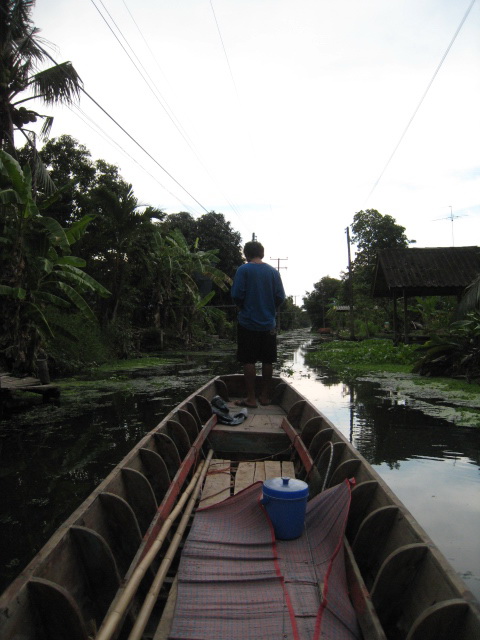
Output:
[372, 246, 480, 298]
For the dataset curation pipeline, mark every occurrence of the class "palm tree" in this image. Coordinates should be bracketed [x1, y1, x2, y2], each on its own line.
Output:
[0, 0, 82, 160]
[86, 183, 164, 324]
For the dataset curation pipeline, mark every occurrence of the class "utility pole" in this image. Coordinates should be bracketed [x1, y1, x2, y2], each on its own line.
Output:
[345, 227, 355, 340]
[270, 257, 288, 331]
[252, 232, 257, 241]
[270, 257, 288, 272]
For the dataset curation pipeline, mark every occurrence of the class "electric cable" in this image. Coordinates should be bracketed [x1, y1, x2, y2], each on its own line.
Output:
[37, 42, 210, 213]
[364, 0, 477, 204]
[92, 0, 246, 225]
[69, 103, 200, 214]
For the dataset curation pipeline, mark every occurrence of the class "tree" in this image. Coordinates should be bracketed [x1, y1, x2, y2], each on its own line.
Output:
[37, 135, 95, 224]
[350, 209, 412, 287]
[0, 0, 82, 162]
[346, 209, 414, 337]
[278, 296, 310, 330]
[85, 182, 163, 324]
[303, 276, 343, 330]
[0, 150, 109, 374]
[195, 212, 243, 279]
[162, 210, 243, 311]
[149, 228, 232, 347]
[163, 211, 243, 279]
[161, 211, 198, 245]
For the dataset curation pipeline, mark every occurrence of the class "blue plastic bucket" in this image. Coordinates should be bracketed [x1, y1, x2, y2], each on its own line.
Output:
[261, 477, 309, 540]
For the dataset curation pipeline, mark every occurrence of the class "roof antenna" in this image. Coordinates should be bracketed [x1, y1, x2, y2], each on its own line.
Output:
[433, 206, 467, 247]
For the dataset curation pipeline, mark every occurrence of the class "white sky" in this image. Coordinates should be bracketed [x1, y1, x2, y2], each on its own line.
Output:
[31, 0, 480, 300]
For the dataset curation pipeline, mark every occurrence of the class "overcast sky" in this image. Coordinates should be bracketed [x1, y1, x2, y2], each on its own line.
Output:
[31, 0, 480, 299]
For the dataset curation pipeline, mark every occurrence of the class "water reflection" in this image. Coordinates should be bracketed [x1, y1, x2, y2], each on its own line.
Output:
[276, 333, 480, 601]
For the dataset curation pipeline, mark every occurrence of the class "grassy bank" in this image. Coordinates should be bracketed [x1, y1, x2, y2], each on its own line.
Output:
[305, 339, 480, 424]
[305, 339, 418, 376]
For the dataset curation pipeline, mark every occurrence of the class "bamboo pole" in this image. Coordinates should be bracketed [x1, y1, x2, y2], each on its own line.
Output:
[127, 448, 214, 640]
[96, 450, 213, 640]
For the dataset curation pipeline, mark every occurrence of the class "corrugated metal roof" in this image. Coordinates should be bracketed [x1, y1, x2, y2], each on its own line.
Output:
[373, 246, 480, 297]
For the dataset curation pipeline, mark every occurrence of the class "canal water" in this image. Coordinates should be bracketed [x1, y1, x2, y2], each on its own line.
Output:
[1, 329, 479, 602]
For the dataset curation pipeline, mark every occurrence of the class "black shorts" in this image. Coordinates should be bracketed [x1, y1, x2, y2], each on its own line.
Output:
[236, 323, 277, 364]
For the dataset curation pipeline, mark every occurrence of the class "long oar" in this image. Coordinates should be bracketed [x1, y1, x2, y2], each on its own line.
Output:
[96, 449, 213, 640]
[128, 447, 214, 640]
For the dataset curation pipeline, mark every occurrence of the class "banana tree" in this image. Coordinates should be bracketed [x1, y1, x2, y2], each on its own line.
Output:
[150, 229, 232, 347]
[0, 150, 109, 374]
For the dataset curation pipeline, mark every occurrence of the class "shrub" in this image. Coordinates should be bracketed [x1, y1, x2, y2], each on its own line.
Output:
[413, 312, 480, 381]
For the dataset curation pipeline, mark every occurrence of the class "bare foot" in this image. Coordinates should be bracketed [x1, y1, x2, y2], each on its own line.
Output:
[235, 399, 258, 408]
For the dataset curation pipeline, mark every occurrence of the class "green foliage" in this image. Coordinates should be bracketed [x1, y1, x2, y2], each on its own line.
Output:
[0, 0, 82, 184]
[413, 312, 480, 381]
[161, 211, 243, 287]
[351, 209, 415, 295]
[303, 276, 343, 329]
[306, 339, 419, 376]
[102, 318, 138, 360]
[44, 309, 113, 374]
[279, 296, 310, 330]
[408, 296, 456, 333]
[148, 228, 232, 347]
[2, 131, 245, 371]
[0, 150, 109, 373]
[351, 209, 411, 277]
[457, 274, 480, 318]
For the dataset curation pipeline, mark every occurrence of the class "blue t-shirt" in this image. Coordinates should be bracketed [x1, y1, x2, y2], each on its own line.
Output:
[231, 262, 286, 331]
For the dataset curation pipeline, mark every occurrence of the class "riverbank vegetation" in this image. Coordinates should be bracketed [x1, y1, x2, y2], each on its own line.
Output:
[0, 136, 306, 376]
[305, 338, 480, 404]
[302, 208, 480, 384]
[305, 339, 418, 376]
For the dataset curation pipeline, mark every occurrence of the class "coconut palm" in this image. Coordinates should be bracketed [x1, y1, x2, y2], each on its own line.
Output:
[0, 0, 82, 163]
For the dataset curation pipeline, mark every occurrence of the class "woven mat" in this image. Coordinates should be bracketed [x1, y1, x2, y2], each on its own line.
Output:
[169, 480, 360, 640]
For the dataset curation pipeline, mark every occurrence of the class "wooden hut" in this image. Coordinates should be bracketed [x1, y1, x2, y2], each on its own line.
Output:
[372, 246, 480, 342]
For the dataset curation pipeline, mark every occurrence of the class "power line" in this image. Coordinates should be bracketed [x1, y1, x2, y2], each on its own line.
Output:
[364, 0, 477, 204]
[81, 86, 210, 213]
[69, 103, 201, 214]
[91, 0, 246, 225]
[208, 0, 275, 237]
[37, 45, 211, 213]
[209, 0, 242, 103]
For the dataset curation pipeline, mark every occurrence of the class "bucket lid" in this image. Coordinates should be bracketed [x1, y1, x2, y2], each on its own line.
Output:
[263, 476, 309, 499]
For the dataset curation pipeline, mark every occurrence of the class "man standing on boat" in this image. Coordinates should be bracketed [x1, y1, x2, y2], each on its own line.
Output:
[231, 241, 285, 407]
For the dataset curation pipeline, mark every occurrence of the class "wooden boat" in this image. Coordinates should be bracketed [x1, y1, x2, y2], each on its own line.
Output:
[1, 374, 479, 639]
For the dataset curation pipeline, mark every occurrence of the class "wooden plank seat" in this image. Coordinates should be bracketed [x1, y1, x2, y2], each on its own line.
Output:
[234, 460, 296, 494]
[199, 459, 231, 508]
